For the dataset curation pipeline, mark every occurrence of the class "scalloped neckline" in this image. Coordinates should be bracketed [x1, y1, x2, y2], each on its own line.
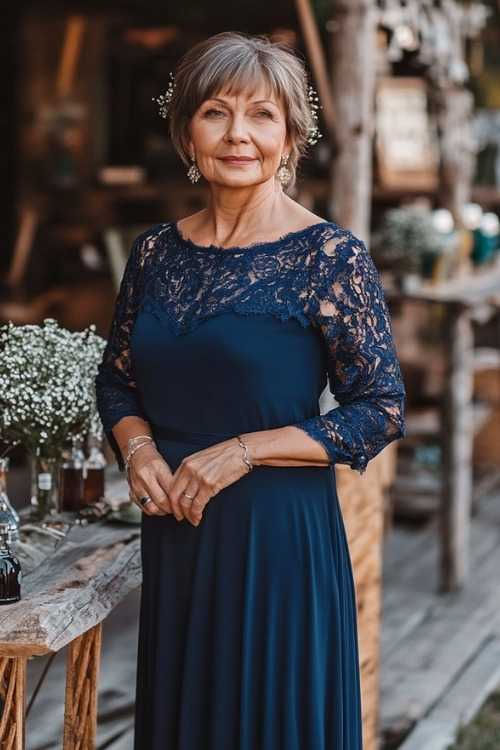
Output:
[172, 220, 332, 252]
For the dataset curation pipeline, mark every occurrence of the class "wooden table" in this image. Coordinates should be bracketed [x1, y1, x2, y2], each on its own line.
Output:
[0, 519, 141, 749]
[386, 264, 500, 592]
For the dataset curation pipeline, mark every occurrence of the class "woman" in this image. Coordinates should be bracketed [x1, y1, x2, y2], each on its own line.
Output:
[96, 32, 405, 750]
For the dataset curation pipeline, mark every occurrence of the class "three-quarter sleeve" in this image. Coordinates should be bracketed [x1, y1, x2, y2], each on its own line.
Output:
[295, 233, 405, 472]
[95, 233, 150, 448]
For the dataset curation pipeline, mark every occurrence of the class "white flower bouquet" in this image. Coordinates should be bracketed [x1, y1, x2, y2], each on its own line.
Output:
[0, 318, 106, 458]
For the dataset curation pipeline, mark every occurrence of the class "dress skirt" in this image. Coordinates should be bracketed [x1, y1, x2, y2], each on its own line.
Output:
[130, 311, 362, 750]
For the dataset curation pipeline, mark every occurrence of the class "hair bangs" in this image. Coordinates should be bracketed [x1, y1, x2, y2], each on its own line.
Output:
[193, 50, 288, 113]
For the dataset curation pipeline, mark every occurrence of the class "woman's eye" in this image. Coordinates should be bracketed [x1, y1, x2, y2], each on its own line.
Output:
[204, 108, 225, 118]
[255, 110, 272, 119]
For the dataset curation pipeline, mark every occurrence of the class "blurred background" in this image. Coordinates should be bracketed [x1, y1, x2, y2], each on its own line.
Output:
[1, 2, 500, 749]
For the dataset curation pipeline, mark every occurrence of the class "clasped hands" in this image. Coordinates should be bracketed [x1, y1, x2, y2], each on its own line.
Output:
[127, 438, 251, 527]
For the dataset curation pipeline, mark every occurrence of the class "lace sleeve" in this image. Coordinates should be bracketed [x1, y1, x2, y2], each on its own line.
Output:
[295, 233, 406, 472]
[96, 232, 151, 443]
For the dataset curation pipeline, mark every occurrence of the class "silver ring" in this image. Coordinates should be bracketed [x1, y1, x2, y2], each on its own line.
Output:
[183, 491, 196, 500]
[139, 496, 152, 506]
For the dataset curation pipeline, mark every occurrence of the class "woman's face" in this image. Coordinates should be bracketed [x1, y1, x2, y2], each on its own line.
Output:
[188, 82, 291, 189]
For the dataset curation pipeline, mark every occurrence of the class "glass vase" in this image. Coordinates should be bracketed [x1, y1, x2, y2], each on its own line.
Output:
[30, 448, 61, 522]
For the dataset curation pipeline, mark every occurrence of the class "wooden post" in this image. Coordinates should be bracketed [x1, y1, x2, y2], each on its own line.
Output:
[328, 0, 377, 243]
[430, 87, 476, 225]
[6, 207, 39, 291]
[63, 623, 103, 750]
[440, 304, 474, 591]
[0, 657, 27, 750]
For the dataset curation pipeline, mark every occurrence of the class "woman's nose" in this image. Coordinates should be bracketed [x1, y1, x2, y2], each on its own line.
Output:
[224, 114, 249, 142]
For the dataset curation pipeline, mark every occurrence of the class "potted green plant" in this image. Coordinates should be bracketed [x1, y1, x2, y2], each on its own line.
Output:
[371, 204, 454, 288]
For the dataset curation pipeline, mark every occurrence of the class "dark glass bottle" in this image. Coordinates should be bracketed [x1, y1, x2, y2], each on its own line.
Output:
[83, 436, 106, 505]
[0, 458, 19, 541]
[0, 522, 22, 604]
[60, 439, 85, 512]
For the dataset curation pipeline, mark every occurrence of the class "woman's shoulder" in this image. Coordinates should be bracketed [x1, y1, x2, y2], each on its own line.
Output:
[132, 221, 176, 246]
[303, 221, 369, 269]
[312, 221, 366, 252]
[126, 222, 180, 264]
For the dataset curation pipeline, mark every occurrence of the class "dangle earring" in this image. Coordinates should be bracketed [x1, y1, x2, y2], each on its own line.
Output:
[187, 155, 201, 184]
[277, 155, 291, 187]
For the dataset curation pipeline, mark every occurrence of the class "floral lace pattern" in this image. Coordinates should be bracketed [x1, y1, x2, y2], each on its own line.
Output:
[96, 221, 405, 471]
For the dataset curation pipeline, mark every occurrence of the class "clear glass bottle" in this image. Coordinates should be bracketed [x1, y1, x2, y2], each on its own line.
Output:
[0, 521, 22, 604]
[60, 439, 85, 512]
[0, 457, 20, 541]
[83, 436, 106, 505]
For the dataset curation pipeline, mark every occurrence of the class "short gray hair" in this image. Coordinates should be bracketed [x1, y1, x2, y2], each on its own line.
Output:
[168, 32, 315, 187]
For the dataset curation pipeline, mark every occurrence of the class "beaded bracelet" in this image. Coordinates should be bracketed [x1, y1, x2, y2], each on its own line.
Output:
[123, 436, 156, 473]
[236, 437, 253, 473]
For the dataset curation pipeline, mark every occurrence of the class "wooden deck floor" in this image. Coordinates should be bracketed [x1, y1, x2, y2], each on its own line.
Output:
[19, 478, 500, 750]
[380, 484, 500, 750]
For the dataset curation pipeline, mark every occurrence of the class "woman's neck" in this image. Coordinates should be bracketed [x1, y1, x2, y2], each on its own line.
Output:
[180, 182, 294, 248]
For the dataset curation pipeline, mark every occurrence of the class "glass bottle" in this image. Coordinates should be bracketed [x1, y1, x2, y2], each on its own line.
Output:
[83, 436, 106, 505]
[31, 448, 61, 521]
[60, 439, 85, 512]
[0, 457, 20, 541]
[0, 521, 22, 604]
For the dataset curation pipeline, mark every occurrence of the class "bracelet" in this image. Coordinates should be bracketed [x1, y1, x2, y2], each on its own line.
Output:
[120, 435, 154, 454]
[236, 437, 253, 473]
[123, 437, 156, 473]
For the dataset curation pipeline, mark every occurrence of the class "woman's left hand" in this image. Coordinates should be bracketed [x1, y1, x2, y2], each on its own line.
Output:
[169, 438, 251, 526]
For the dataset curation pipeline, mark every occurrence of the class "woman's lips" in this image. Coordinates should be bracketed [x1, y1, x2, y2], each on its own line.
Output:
[219, 156, 255, 164]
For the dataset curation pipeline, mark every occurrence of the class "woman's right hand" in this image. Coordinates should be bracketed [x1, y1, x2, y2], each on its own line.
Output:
[126, 444, 174, 516]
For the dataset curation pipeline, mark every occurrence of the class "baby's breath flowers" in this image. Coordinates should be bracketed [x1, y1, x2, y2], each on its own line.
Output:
[307, 86, 322, 146]
[155, 72, 175, 120]
[0, 319, 106, 458]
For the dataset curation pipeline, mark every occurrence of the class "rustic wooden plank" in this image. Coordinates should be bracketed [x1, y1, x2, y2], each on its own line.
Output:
[397, 638, 500, 750]
[380, 491, 500, 746]
[382, 502, 500, 655]
[382, 565, 500, 682]
[0, 522, 141, 657]
[433, 637, 500, 728]
[394, 717, 456, 750]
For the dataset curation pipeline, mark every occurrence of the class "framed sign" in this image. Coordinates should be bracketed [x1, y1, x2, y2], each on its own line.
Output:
[375, 77, 439, 190]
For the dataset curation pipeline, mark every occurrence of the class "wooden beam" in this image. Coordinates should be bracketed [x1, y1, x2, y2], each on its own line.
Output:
[56, 15, 87, 99]
[294, 0, 338, 148]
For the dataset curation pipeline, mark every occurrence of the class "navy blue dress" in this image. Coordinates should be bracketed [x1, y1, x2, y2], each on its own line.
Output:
[96, 221, 405, 750]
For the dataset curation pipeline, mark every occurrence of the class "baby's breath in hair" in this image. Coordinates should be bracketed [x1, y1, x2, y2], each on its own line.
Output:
[155, 73, 175, 119]
[307, 86, 322, 146]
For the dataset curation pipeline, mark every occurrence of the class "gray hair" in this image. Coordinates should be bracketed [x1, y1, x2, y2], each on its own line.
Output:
[168, 32, 314, 188]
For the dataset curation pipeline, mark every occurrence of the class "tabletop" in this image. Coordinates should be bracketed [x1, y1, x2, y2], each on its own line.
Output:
[0, 519, 141, 658]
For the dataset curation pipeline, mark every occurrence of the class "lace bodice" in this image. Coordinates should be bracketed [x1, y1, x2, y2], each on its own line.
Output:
[96, 221, 405, 471]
